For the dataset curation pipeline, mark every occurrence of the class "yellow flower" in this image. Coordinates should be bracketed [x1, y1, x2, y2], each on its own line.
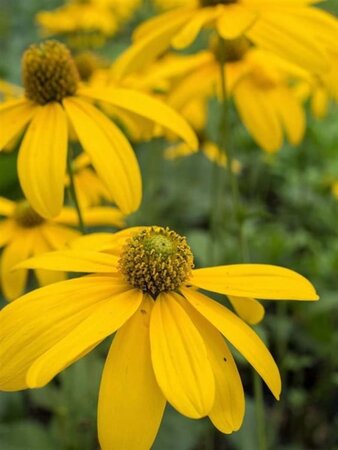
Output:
[114, 0, 338, 78]
[0, 197, 124, 301]
[0, 40, 197, 218]
[0, 226, 318, 449]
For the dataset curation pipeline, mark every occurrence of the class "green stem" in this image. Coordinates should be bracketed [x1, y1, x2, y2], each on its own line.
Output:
[218, 37, 266, 450]
[67, 148, 86, 234]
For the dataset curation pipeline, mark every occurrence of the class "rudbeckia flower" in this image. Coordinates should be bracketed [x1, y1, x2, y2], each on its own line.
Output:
[0, 226, 318, 449]
[0, 196, 124, 301]
[114, 0, 338, 78]
[0, 40, 197, 218]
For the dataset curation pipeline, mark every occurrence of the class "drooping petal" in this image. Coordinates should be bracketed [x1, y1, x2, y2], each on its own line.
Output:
[0, 197, 15, 216]
[228, 296, 265, 325]
[98, 295, 166, 450]
[217, 4, 258, 40]
[55, 207, 125, 228]
[182, 288, 281, 399]
[0, 275, 133, 391]
[27, 288, 143, 388]
[150, 291, 215, 418]
[17, 102, 68, 218]
[0, 220, 15, 247]
[15, 249, 119, 273]
[63, 97, 141, 214]
[1, 229, 36, 300]
[32, 230, 66, 287]
[79, 87, 198, 150]
[177, 296, 244, 433]
[41, 223, 79, 250]
[113, 10, 193, 78]
[173, 7, 222, 49]
[234, 77, 283, 153]
[190, 264, 319, 300]
[0, 99, 37, 151]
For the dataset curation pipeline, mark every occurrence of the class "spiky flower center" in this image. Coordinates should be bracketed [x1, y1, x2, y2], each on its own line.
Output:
[200, 0, 237, 6]
[14, 201, 45, 228]
[23, 40, 79, 105]
[119, 227, 194, 297]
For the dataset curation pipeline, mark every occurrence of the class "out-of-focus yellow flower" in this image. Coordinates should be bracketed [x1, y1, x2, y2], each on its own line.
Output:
[164, 41, 307, 153]
[0, 197, 124, 301]
[332, 182, 338, 200]
[114, 0, 338, 78]
[36, 0, 141, 48]
[0, 40, 197, 218]
[0, 226, 318, 449]
[69, 153, 113, 208]
[153, 0, 196, 11]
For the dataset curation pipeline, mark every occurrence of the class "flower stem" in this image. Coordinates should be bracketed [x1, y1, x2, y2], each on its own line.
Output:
[218, 36, 266, 450]
[67, 148, 86, 234]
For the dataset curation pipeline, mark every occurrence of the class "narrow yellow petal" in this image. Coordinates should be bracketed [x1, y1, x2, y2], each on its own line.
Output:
[0, 275, 131, 391]
[190, 264, 319, 300]
[98, 295, 166, 450]
[228, 296, 265, 325]
[32, 231, 66, 287]
[182, 288, 281, 399]
[1, 229, 36, 301]
[79, 87, 198, 150]
[172, 7, 222, 49]
[234, 77, 283, 153]
[15, 249, 119, 273]
[18, 102, 68, 218]
[55, 207, 125, 228]
[113, 10, 192, 78]
[0, 220, 15, 247]
[178, 296, 244, 433]
[150, 291, 215, 418]
[0, 99, 37, 151]
[41, 223, 80, 250]
[27, 288, 142, 387]
[0, 197, 15, 216]
[217, 4, 257, 40]
[63, 97, 142, 214]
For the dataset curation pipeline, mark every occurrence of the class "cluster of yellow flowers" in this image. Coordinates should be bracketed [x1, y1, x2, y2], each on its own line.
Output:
[0, 0, 337, 449]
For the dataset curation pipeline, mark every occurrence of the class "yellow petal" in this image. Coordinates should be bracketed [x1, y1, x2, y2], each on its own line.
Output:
[0, 197, 15, 216]
[311, 86, 328, 119]
[79, 87, 198, 150]
[182, 288, 281, 399]
[190, 264, 319, 300]
[113, 10, 193, 78]
[68, 232, 115, 251]
[0, 99, 37, 151]
[150, 291, 215, 418]
[217, 4, 257, 40]
[15, 249, 119, 273]
[0, 275, 132, 391]
[178, 296, 244, 433]
[0, 220, 15, 247]
[98, 295, 166, 450]
[173, 7, 222, 49]
[247, 11, 329, 73]
[234, 77, 283, 153]
[27, 288, 142, 387]
[18, 102, 68, 218]
[55, 207, 125, 228]
[1, 229, 36, 301]
[228, 296, 265, 325]
[32, 230, 66, 287]
[63, 97, 142, 215]
[41, 223, 79, 250]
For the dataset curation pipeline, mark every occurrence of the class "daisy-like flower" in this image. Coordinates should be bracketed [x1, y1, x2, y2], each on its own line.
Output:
[0, 226, 318, 449]
[0, 40, 197, 219]
[113, 0, 338, 79]
[0, 196, 124, 301]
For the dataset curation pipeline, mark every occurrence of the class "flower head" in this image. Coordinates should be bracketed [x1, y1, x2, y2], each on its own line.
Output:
[0, 226, 318, 449]
[0, 40, 197, 219]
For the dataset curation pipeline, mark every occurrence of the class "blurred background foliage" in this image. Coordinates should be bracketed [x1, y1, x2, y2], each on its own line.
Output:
[0, 1, 338, 449]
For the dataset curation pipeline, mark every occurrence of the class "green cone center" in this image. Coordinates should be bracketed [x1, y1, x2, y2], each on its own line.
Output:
[119, 227, 194, 297]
